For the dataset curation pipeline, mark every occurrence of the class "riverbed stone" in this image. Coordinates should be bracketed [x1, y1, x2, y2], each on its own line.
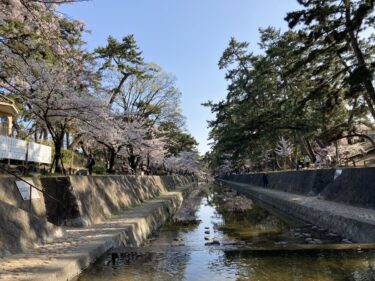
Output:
[205, 240, 220, 246]
[274, 241, 288, 246]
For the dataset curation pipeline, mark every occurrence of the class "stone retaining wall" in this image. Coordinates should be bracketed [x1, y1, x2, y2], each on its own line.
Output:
[220, 180, 375, 243]
[0, 175, 193, 257]
[0, 175, 47, 217]
[0, 189, 191, 281]
[40, 175, 193, 226]
[320, 167, 375, 209]
[0, 200, 63, 257]
[221, 167, 375, 208]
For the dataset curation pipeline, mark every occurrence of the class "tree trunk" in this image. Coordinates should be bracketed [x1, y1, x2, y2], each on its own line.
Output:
[34, 125, 39, 142]
[363, 95, 375, 120]
[127, 145, 142, 173]
[128, 154, 141, 173]
[305, 138, 316, 163]
[107, 148, 116, 174]
[69, 134, 84, 150]
[42, 127, 48, 141]
[345, 0, 375, 105]
[50, 139, 65, 174]
[335, 140, 339, 165]
[65, 132, 70, 149]
[336, 50, 375, 120]
[108, 73, 131, 107]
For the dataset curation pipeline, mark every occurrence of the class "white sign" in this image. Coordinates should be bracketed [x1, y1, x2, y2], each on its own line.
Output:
[28, 142, 52, 164]
[334, 169, 343, 180]
[16, 180, 40, 200]
[0, 135, 27, 161]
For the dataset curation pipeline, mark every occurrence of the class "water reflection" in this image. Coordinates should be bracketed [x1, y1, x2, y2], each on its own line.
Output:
[77, 184, 375, 281]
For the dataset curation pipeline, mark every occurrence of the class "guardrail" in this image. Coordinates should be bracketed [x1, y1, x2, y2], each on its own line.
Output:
[0, 165, 64, 212]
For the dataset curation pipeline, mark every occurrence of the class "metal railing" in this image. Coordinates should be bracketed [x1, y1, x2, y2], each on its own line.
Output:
[0, 165, 64, 212]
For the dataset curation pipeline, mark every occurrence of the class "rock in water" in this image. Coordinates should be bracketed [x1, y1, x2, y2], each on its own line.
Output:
[205, 240, 220, 246]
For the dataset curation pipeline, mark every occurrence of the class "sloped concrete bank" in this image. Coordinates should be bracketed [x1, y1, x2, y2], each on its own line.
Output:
[0, 188, 192, 281]
[0, 175, 196, 281]
[41, 175, 194, 226]
[0, 175, 62, 257]
[0, 200, 63, 257]
[219, 179, 375, 243]
[0, 175, 194, 257]
[221, 167, 375, 208]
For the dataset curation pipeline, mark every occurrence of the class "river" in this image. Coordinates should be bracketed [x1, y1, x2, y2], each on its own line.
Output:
[76, 183, 375, 281]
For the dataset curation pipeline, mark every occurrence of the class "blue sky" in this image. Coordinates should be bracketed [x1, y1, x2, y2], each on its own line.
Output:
[60, 0, 300, 154]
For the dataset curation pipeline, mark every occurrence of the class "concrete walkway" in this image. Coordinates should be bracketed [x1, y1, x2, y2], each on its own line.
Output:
[221, 180, 375, 243]
[0, 187, 190, 281]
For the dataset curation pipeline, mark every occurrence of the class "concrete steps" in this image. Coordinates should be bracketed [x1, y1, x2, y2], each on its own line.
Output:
[0, 184, 194, 281]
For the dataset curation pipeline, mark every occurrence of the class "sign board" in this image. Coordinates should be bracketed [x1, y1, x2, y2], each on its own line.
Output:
[16, 180, 40, 200]
[28, 142, 52, 164]
[334, 169, 343, 180]
[0, 135, 27, 161]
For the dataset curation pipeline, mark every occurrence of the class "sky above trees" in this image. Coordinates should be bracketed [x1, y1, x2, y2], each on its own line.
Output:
[59, 0, 300, 154]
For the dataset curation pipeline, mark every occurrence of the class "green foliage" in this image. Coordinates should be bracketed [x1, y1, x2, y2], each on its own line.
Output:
[285, 0, 375, 117]
[159, 122, 199, 156]
[206, 6, 374, 174]
[95, 35, 145, 106]
[95, 35, 143, 73]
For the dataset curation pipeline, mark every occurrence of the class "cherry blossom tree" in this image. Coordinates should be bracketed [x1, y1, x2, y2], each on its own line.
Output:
[0, 0, 98, 173]
[164, 151, 201, 175]
[275, 136, 293, 170]
[0, 1, 197, 176]
[0, 0, 87, 95]
[10, 61, 96, 173]
[85, 62, 186, 173]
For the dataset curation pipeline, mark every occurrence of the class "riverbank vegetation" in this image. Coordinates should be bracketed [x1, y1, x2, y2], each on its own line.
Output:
[205, 0, 375, 175]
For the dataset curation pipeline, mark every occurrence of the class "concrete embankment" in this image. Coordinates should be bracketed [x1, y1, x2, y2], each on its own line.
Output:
[41, 175, 193, 226]
[0, 175, 193, 256]
[222, 167, 375, 208]
[0, 176, 63, 257]
[0, 189, 189, 281]
[219, 167, 375, 242]
[0, 175, 195, 280]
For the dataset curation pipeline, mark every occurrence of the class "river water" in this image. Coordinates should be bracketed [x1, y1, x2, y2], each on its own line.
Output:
[77, 184, 375, 281]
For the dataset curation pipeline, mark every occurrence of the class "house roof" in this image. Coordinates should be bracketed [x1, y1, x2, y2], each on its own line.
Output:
[0, 94, 19, 116]
[0, 94, 12, 103]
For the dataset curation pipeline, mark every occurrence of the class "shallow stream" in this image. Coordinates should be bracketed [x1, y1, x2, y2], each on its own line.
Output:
[77, 184, 375, 281]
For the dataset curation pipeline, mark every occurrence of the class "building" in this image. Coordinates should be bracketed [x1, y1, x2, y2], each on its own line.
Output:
[0, 94, 18, 137]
